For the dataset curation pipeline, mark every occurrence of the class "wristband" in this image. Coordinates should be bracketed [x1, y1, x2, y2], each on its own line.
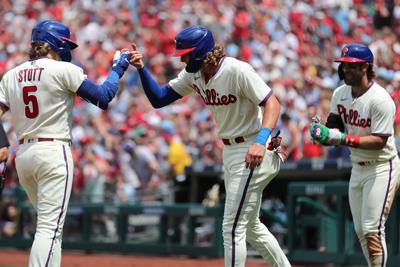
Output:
[256, 128, 271, 146]
[341, 134, 360, 148]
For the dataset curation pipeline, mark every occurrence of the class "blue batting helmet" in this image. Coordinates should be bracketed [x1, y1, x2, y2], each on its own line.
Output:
[31, 20, 78, 62]
[335, 43, 373, 64]
[173, 25, 215, 73]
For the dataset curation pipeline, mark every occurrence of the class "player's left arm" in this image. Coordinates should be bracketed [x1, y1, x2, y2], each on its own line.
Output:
[239, 63, 281, 168]
[245, 94, 281, 169]
[239, 62, 280, 138]
[258, 94, 281, 138]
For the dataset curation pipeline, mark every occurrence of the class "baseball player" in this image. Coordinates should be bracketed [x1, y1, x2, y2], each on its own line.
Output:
[0, 20, 131, 267]
[310, 44, 400, 267]
[129, 25, 290, 267]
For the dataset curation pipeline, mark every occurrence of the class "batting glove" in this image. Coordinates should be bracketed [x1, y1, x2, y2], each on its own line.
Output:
[112, 50, 130, 78]
[310, 122, 344, 146]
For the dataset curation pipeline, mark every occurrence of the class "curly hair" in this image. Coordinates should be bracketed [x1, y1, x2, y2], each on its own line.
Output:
[202, 44, 225, 68]
[28, 43, 51, 60]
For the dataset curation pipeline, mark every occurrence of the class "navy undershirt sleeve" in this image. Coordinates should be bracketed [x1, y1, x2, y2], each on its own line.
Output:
[76, 71, 120, 110]
[137, 67, 182, 108]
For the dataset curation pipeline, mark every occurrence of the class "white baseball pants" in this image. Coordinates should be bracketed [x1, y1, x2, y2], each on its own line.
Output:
[349, 157, 400, 267]
[222, 139, 291, 267]
[16, 141, 73, 267]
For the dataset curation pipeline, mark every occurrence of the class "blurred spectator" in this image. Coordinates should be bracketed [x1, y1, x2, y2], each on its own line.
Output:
[0, 0, 400, 204]
[114, 140, 140, 204]
[373, 0, 393, 29]
[160, 120, 192, 181]
[0, 202, 18, 238]
[279, 113, 300, 161]
[81, 148, 108, 203]
[301, 105, 325, 159]
[129, 126, 166, 201]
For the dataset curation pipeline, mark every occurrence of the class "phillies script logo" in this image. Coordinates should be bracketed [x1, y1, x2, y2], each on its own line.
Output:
[192, 84, 237, 106]
[337, 104, 371, 128]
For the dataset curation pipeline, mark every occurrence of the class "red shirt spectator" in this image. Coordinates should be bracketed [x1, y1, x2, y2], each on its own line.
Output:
[302, 124, 323, 158]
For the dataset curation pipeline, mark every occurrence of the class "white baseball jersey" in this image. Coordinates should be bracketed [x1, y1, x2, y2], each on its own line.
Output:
[330, 82, 397, 162]
[0, 58, 85, 141]
[169, 57, 271, 139]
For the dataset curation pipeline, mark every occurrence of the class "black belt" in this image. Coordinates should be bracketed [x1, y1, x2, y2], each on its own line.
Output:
[356, 161, 378, 166]
[222, 136, 245, 145]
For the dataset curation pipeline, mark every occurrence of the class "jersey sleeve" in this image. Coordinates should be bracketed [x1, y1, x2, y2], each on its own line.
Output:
[239, 62, 271, 105]
[62, 63, 87, 93]
[371, 99, 395, 136]
[168, 69, 194, 97]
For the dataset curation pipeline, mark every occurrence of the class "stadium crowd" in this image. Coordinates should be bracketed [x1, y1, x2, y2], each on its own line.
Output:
[1, 0, 400, 204]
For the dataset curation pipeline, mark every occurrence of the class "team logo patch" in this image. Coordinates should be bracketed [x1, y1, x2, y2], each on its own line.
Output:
[342, 47, 349, 56]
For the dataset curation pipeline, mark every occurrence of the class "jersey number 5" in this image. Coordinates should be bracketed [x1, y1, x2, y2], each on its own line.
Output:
[22, 86, 39, 118]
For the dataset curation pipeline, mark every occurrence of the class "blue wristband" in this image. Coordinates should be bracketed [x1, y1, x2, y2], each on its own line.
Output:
[255, 128, 271, 146]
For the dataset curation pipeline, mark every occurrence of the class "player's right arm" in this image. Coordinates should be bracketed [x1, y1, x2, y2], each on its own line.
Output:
[76, 51, 131, 110]
[310, 90, 393, 150]
[129, 43, 182, 108]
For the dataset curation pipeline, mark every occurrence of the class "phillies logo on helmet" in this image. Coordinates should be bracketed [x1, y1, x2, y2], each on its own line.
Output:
[342, 47, 349, 56]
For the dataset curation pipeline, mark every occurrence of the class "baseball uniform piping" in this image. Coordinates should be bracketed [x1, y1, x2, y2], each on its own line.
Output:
[231, 168, 254, 266]
[45, 145, 70, 267]
[377, 159, 392, 267]
[259, 91, 272, 107]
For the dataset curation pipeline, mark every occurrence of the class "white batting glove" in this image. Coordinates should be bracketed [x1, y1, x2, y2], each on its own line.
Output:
[112, 50, 130, 78]
[326, 128, 344, 146]
[112, 51, 121, 67]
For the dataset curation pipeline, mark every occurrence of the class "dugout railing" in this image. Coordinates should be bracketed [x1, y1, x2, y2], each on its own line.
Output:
[0, 203, 224, 257]
[287, 181, 400, 266]
[0, 159, 399, 265]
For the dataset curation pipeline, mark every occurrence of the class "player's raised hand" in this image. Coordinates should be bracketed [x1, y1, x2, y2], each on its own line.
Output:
[112, 50, 131, 78]
[130, 43, 144, 69]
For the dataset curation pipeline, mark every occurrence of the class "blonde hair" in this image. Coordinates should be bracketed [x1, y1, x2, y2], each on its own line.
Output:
[28, 43, 52, 60]
[202, 44, 225, 67]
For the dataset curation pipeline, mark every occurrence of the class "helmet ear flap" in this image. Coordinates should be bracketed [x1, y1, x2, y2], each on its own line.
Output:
[338, 64, 344, 80]
[185, 49, 204, 73]
[185, 57, 202, 73]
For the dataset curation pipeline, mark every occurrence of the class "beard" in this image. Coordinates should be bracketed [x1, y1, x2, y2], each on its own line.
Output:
[343, 73, 362, 86]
